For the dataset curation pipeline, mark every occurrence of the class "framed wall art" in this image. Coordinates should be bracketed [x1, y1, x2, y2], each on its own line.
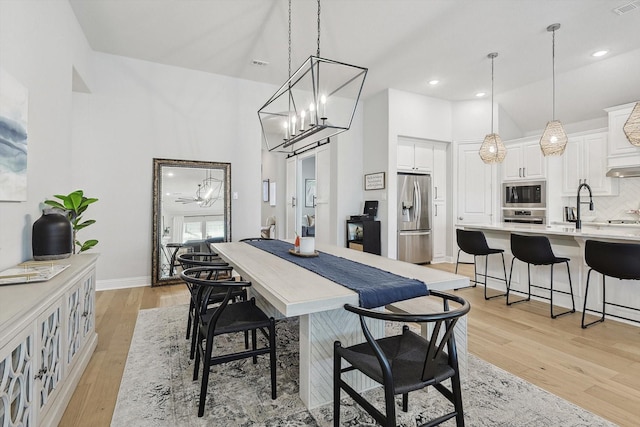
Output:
[364, 172, 385, 190]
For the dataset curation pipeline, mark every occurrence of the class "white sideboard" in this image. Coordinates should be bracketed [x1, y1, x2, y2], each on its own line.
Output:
[0, 254, 98, 427]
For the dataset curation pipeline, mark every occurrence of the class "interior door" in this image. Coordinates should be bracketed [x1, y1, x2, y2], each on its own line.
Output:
[315, 145, 330, 245]
[457, 143, 494, 224]
[286, 157, 297, 239]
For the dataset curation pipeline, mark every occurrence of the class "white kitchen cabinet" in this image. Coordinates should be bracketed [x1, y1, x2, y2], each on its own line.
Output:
[433, 144, 447, 201]
[605, 103, 640, 172]
[607, 103, 637, 158]
[0, 254, 98, 427]
[397, 141, 433, 173]
[433, 201, 447, 261]
[561, 131, 618, 196]
[502, 139, 546, 181]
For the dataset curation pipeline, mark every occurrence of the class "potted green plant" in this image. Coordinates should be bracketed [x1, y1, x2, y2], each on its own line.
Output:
[44, 190, 99, 253]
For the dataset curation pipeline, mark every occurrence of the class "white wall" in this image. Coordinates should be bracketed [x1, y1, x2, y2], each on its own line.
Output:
[260, 150, 286, 238]
[72, 53, 276, 287]
[0, 1, 367, 289]
[0, 0, 91, 268]
[386, 89, 453, 259]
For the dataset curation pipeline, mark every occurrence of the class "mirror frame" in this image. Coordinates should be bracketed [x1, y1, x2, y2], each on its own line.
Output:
[152, 158, 232, 286]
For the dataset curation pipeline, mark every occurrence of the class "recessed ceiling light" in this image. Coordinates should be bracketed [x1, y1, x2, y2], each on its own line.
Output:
[428, 80, 439, 86]
[592, 50, 608, 57]
[476, 92, 486, 97]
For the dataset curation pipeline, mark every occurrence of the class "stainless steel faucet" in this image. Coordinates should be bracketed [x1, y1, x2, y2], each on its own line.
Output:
[576, 182, 594, 230]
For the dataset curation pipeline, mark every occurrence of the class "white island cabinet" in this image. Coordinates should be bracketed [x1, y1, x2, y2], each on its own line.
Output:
[0, 254, 98, 427]
[457, 224, 640, 324]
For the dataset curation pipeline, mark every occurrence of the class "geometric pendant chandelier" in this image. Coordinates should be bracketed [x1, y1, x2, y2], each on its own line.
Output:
[623, 102, 640, 147]
[479, 52, 507, 164]
[258, 0, 367, 157]
[539, 23, 568, 156]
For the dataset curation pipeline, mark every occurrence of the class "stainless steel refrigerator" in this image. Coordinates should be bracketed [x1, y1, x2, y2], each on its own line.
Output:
[397, 173, 432, 264]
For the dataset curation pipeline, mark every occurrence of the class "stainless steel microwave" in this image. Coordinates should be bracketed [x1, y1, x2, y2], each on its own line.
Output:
[502, 181, 546, 208]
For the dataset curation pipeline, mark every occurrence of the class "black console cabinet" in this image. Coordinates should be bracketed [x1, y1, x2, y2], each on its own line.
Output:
[346, 220, 381, 255]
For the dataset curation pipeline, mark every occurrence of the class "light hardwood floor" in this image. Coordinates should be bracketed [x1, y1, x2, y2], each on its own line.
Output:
[60, 264, 640, 426]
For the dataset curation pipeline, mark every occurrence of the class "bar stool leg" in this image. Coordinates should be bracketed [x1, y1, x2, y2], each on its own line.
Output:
[550, 262, 576, 319]
[483, 254, 508, 300]
[582, 270, 606, 328]
[507, 258, 531, 306]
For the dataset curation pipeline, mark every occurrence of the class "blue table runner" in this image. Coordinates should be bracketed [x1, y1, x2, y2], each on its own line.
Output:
[245, 239, 428, 309]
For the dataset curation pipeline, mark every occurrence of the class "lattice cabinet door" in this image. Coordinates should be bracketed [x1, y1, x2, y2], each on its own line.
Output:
[35, 299, 64, 420]
[66, 269, 96, 371]
[0, 325, 35, 427]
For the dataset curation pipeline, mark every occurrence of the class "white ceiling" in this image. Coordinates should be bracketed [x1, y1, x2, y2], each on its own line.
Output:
[69, 0, 640, 135]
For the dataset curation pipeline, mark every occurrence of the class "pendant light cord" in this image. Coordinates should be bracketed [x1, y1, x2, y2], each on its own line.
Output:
[551, 25, 557, 121]
[288, 0, 292, 78]
[487, 52, 498, 134]
[317, 0, 321, 57]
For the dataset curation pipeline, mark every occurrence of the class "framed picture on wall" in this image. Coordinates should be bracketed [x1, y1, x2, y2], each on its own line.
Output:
[364, 172, 385, 190]
[305, 179, 316, 207]
[262, 179, 269, 202]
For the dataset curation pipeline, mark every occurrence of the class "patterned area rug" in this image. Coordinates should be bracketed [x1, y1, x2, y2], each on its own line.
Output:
[112, 305, 616, 427]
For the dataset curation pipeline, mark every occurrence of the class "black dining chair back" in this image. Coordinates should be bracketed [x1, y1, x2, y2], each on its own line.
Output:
[177, 252, 244, 359]
[507, 234, 576, 318]
[181, 266, 277, 417]
[582, 240, 640, 328]
[333, 290, 470, 427]
[455, 229, 508, 300]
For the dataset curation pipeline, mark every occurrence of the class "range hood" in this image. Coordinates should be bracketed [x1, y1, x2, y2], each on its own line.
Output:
[606, 166, 640, 178]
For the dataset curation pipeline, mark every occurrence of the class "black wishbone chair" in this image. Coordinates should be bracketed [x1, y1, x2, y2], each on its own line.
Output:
[177, 252, 246, 359]
[181, 266, 277, 417]
[334, 290, 470, 427]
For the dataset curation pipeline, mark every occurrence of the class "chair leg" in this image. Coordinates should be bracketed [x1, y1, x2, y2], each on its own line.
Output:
[451, 371, 465, 427]
[472, 255, 478, 288]
[252, 328, 258, 364]
[507, 258, 530, 306]
[550, 263, 576, 319]
[455, 249, 461, 274]
[566, 261, 576, 312]
[334, 342, 342, 427]
[582, 270, 606, 328]
[482, 254, 507, 300]
[269, 318, 277, 399]
[193, 329, 202, 381]
[197, 337, 213, 417]
[190, 320, 198, 360]
[186, 300, 194, 340]
[383, 380, 396, 427]
[402, 393, 408, 412]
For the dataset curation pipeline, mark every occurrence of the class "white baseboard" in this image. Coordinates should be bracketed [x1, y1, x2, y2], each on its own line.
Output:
[97, 276, 150, 291]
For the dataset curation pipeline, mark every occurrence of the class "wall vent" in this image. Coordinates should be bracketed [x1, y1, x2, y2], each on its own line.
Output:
[613, 1, 640, 15]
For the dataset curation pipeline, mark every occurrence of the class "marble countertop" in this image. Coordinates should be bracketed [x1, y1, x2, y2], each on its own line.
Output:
[458, 222, 640, 242]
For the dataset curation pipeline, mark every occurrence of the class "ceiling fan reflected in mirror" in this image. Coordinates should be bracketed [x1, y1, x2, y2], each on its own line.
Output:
[174, 171, 224, 207]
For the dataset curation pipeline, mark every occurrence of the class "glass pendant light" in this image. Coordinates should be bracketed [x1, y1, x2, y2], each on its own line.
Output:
[479, 52, 506, 164]
[540, 23, 568, 156]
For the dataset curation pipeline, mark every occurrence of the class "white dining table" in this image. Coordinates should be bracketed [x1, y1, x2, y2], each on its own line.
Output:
[211, 241, 469, 409]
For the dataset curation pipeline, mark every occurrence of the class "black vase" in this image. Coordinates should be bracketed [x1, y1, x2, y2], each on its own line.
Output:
[32, 209, 73, 260]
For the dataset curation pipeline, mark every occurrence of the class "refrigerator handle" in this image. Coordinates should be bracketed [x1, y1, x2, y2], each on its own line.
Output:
[414, 180, 421, 222]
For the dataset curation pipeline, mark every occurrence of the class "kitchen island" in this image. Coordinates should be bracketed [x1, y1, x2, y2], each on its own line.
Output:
[457, 223, 640, 325]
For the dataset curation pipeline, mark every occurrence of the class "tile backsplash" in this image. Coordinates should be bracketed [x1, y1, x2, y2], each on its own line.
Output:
[590, 177, 640, 221]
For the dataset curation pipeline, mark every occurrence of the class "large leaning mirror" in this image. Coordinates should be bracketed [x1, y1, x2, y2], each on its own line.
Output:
[152, 158, 231, 286]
